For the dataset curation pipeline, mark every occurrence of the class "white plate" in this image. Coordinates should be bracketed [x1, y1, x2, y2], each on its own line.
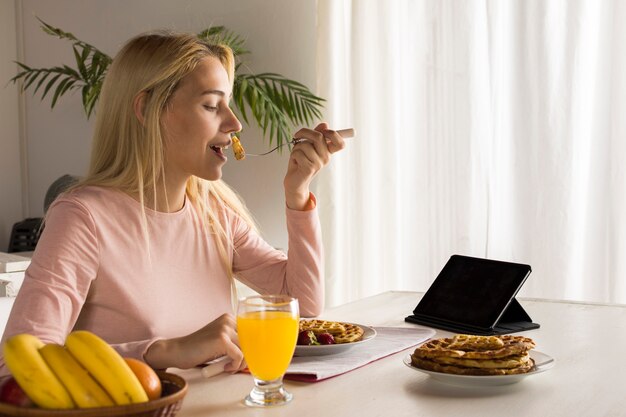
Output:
[403, 350, 555, 386]
[294, 324, 377, 356]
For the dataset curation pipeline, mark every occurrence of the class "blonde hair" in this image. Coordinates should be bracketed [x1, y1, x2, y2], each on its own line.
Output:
[73, 30, 256, 290]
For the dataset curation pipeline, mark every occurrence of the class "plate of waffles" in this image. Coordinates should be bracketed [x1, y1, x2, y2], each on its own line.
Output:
[403, 334, 555, 386]
[294, 319, 377, 356]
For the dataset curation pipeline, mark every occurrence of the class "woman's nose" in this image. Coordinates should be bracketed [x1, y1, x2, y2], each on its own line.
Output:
[226, 105, 243, 134]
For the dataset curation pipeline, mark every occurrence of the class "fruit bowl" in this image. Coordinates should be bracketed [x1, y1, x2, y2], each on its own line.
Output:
[0, 371, 187, 417]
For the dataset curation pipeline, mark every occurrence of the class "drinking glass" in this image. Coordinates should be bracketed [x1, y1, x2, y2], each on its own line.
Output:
[237, 295, 299, 407]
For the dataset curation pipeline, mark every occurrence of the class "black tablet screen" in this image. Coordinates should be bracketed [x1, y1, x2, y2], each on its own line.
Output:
[413, 255, 532, 329]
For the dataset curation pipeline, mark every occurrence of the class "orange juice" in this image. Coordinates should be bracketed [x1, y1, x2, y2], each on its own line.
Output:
[237, 310, 299, 381]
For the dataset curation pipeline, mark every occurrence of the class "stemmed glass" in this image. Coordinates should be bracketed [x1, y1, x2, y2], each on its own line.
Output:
[237, 295, 299, 407]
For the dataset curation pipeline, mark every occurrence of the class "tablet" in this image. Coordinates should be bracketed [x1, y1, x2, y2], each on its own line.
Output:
[405, 255, 539, 335]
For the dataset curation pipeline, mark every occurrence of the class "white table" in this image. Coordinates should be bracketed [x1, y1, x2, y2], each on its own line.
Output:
[172, 291, 626, 417]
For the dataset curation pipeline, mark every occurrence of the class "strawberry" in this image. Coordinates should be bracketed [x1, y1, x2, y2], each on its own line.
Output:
[317, 333, 335, 345]
[297, 330, 319, 345]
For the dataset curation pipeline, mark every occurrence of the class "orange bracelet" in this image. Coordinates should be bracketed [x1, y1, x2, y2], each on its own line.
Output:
[301, 193, 317, 211]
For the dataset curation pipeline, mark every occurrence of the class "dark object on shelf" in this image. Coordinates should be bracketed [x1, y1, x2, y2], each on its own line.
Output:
[6, 174, 80, 253]
[7, 218, 43, 253]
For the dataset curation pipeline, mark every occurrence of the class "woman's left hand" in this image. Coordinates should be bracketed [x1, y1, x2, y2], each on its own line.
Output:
[283, 122, 346, 210]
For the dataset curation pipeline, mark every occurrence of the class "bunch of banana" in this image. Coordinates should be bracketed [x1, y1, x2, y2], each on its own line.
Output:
[3, 334, 74, 409]
[3, 331, 149, 409]
[65, 331, 148, 405]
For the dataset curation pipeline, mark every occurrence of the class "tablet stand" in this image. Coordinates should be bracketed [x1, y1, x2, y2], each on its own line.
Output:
[405, 298, 539, 335]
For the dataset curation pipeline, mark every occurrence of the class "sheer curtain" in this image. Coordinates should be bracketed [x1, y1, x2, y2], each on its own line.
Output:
[315, 0, 626, 307]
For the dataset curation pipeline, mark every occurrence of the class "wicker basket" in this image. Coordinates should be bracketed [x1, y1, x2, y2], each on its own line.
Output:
[0, 372, 187, 417]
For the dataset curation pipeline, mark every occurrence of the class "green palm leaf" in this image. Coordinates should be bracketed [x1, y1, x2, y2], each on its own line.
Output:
[10, 19, 111, 118]
[232, 73, 325, 149]
[198, 26, 249, 57]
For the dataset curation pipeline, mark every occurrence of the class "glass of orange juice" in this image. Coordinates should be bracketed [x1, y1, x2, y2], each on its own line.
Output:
[237, 295, 299, 407]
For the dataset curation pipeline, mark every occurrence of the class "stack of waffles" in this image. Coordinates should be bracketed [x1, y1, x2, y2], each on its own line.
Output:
[410, 334, 536, 375]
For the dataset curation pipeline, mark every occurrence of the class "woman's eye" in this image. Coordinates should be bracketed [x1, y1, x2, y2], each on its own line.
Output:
[203, 105, 218, 111]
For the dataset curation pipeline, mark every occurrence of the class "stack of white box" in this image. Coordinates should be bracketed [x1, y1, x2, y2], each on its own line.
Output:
[0, 252, 31, 297]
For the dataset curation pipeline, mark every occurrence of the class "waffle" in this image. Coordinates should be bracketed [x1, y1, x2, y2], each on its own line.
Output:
[431, 352, 531, 369]
[299, 320, 365, 344]
[232, 136, 246, 160]
[333, 323, 365, 344]
[411, 355, 536, 376]
[410, 334, 537, 376]
[299, 319, 346, 336]
[413, 335, 535, 360]
[447, 334, 504, 351]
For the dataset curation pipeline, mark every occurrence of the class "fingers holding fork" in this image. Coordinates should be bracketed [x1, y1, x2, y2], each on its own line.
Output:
[242, 128, 354, 158]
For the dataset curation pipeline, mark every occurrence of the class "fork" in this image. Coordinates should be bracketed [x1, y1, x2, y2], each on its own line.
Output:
[244, 128, 355, 157]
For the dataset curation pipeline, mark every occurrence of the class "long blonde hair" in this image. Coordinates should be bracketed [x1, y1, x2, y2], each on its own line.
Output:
[74, 30, 256, 284]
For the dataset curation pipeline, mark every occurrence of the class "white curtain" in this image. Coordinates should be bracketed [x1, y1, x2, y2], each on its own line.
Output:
[315, 0, 626, 307]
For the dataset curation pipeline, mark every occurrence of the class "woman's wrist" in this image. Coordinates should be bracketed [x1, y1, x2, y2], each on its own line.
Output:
[285, 189, 312, 210]
[144, 337, 179, 370]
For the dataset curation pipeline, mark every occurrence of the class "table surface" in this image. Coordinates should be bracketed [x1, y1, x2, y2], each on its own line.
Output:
[172, 291, 626, 417]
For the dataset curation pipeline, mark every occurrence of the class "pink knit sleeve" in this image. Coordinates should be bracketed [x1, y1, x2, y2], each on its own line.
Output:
[0, 200, 98, 376]
[231, 195, 324, 317]
[0, 199, 158, 376]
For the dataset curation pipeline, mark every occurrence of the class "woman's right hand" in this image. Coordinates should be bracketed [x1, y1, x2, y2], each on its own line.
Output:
[144, 313, 245, 373]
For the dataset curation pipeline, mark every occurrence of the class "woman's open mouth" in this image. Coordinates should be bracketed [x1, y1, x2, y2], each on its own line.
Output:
[210, 144, 228, 156]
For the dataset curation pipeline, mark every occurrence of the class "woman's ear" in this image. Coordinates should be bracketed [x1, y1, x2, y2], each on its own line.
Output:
[133, 92, 147, 125]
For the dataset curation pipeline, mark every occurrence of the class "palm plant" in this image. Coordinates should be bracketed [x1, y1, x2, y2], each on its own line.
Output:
[11, 19, 325, 150]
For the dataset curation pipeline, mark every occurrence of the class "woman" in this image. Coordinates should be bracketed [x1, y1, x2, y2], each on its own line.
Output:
[0, 30, 344, 375]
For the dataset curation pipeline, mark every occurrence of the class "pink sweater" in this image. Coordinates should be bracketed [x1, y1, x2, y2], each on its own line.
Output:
[0, 186, 323, 376]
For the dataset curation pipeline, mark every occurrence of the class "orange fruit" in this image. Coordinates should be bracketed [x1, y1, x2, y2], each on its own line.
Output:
[124, 358, 162, 401]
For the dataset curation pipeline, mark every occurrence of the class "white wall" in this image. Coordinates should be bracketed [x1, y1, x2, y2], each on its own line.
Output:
[14, 0, 318, 249]
[0, 0, 23, 252]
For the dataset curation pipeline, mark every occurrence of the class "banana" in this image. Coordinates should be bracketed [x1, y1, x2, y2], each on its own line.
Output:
[39, 343, 115, 408]
[2, 334, 75, 409]
[65, 330, 148, 405]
